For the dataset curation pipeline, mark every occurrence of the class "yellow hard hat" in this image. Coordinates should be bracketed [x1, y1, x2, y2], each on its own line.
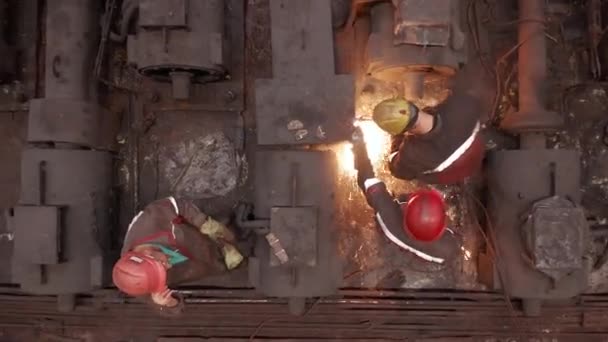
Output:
[372, 98, 419, 135]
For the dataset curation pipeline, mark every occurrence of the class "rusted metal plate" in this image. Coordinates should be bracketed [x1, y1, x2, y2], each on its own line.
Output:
[255, 76, 354, 145]
[270, 207, 318, 267]
[140, 0, 188, 28]
[524, 196, 588, 282]
[251, 150, 341, 297]
[13, 206, 61, 265]
[27, 99, 118, 150]
[485, 149, 588, 300]
[269, 0, 335, 78]
[393, 0, 451, 46]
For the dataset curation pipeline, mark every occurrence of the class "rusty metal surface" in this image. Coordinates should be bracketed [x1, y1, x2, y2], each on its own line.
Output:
[3, 290, 608, 339]
[14, 148, 113, 294]
[127, 0, 226, 81]
[251, 150, 341, 298]
[393, 0, 452, 47]
[27, 99, 119, 150]
[255, 77, 354, 145]
[500, 0, 562, 135]
[12, 206, 61, 265]
[485, 149, 588, 302]
[269, 207, 318, 267]
[524, 196, 589, 283]
[255, 0, 354, 145]
[366, 2, 465, 82]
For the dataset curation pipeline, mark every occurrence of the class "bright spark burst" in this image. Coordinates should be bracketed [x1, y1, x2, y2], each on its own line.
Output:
[337, 120, 391, 175]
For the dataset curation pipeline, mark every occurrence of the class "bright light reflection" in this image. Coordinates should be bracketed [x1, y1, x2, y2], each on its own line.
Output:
[337, 120, 391, 175]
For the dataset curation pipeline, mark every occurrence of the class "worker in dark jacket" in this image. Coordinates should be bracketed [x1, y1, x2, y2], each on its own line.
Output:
[372, 71, 484, 185]
[112, 197, 243, 310]
[352, 128, 459, 264]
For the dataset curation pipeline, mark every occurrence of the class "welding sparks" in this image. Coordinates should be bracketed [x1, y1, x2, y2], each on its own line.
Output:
[337, 120, 392, 175]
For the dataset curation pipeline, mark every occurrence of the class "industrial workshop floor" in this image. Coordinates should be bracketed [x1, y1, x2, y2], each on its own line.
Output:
[1, 0, 608, 296]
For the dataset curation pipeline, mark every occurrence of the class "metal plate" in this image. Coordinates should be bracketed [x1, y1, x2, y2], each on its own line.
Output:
[140, 0, 188, 28]
[270, 207, 318, 267]
[485, 149, 588, 300]
[13, 206, 61, 265]
[14, 149, 113, 294]
[251, 150, 341, 297]
[27, 99, 117, 150]
[393, 0, 451, 46]
[255, 75, 354, 145]
[269, 0, 335, 78]
[527, 197, 588, 282]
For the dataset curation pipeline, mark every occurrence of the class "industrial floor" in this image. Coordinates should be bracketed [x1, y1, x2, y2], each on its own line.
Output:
[0, 0, 608, 294]
[2, 0, 608, 341]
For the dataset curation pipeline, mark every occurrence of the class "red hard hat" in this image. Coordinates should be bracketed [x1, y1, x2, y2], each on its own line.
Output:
[112, 251, 167, 296]
[402, 190, 446, 242]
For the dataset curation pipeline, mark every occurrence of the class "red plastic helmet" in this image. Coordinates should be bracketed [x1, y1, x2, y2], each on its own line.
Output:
[402, 190, 446, 242]
[112, 251, 167, 296]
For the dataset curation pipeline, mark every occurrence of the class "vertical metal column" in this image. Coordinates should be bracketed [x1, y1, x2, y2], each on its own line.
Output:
[501, 0, 562, 147]
[12, 0, 114, 311]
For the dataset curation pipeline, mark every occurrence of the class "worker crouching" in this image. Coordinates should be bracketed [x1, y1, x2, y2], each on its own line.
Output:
[112, 197, 244, 312]
[372, 71, 484, 185]
[352, 128, 459, 264]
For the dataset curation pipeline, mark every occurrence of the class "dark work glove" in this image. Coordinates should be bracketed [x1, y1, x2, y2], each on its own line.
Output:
[352, 127, 375, 191]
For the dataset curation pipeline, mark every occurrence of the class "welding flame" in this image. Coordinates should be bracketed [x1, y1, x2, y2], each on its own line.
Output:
[338, 120, 391, 175]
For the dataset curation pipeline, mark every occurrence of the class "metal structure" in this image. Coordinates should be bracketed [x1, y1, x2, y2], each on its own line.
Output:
[255, 0, 354, 145]
[0, 0, 15, 82]
[11, 0, 114, 312]
[366, 0, 466, 100]
[123, 0, 227, 99]
[482, 0, 590, 316]
[242, 0, 349, 313]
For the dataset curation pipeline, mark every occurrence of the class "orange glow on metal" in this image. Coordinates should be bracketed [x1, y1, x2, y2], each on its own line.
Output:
[337, 120, 392, 175]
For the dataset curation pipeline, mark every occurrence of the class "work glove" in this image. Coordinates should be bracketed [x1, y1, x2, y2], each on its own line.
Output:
[199, 218, 244, 270]
[352, 127, 375, 191]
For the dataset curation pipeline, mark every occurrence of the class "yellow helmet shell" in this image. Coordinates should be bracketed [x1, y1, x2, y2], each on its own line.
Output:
[372, 98, 414, 135]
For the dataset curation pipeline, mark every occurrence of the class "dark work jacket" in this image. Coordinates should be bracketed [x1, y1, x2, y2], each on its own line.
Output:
[363, 180, 459, 263]
[389, 91, 484, 185]
[121, 197, 226, 286]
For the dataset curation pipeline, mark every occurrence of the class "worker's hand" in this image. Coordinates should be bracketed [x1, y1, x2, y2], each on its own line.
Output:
[351, 127, 375, 191]
[150, 288, 179, 308]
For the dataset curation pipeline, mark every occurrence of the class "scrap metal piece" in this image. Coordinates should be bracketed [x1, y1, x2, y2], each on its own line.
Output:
[265, 233, 289, 265]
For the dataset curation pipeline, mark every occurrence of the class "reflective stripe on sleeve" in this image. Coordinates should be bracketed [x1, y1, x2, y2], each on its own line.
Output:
[376, 213, 444, 264]
[424, 121, 481, 174]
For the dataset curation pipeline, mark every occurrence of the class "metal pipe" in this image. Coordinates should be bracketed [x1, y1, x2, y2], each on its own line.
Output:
[502, 0, 562, 141]
[518, 0, 546, 115]
[45, 0, 97, 100]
